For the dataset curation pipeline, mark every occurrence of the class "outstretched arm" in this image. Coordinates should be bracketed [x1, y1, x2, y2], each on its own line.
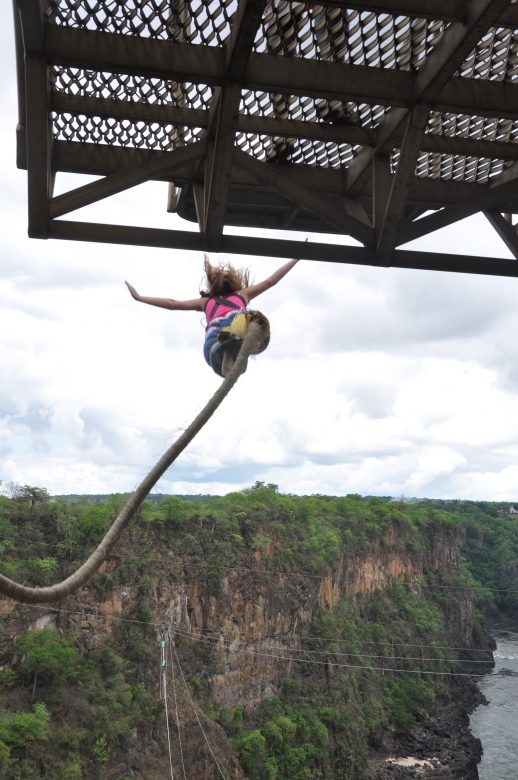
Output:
[241, 255, 301, 302]
[125, 282, 206, 311]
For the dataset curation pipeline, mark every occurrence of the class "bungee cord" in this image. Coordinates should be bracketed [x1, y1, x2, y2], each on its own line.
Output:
[0, 323, 263, 604]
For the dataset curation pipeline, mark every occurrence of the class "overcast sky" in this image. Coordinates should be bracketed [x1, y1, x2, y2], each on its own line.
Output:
[2, 9, 518, 500]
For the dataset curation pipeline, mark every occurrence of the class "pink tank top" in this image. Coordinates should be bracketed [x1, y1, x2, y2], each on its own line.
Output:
[205, 293, 247, 326]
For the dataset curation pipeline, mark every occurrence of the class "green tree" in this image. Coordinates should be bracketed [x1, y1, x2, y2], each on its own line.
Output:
[16, 629, 78, 699]
[0, 702, 50, 747]
[237, 729, 267, 775]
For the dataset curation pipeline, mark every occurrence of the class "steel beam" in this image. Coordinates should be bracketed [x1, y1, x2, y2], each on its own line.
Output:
[372, 154, 392, 241]
[203, 0, 266, 243]
[47, 26, 224, 83]
[13, 0, 27, 169]
[51, 92, 375, 146]
[25, 54, 51, 237]
[50, 93, 518, 164]
[226, 0, 267, 79]
[418, 133, 518, 163]
[53, 140, 518, 213]
[437, 76, 518, 120]
[499, 5, 518, 27]
[308, 0, 465, 20]
[50, 140, 206, 218]
[51, 94, 208, 132]
[484, 210, 518, 260]
[234, 148, 374, 244]
[45, 24, 518, 118]
[17, 0, 48, 53]
[376, 105, 430, 258]
[48, 219, 518, 277]
[244, 52, 414, 107]
[400, 166, 518, 244]
[203, 83, 243, 243]
[45, 26, 412, 105]
[17, 0, 52, 236]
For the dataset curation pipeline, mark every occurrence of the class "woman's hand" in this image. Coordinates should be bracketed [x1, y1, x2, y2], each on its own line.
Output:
[125, 281, 140, 301]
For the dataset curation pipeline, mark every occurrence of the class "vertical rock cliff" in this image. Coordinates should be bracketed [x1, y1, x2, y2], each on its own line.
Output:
[0, 489, 493, 778]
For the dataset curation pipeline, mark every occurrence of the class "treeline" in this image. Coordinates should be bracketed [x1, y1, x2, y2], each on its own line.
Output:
[422, 498, 518, 617]
[0, 484, 515, 778]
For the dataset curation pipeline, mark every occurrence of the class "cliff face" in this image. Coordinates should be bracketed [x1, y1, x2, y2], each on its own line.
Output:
[0, 492, 492, 779]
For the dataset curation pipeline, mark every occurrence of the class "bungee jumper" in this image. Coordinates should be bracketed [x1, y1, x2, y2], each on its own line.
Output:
[0, 253, 302, 604]
[0, 322, 261, 604]
[125, 252, 301, 377]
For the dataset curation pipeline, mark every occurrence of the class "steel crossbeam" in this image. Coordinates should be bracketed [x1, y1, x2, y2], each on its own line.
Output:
[11, 0, 518, 275]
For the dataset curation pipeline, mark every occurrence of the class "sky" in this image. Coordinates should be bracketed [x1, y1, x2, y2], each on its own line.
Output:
[2, 10, 518, 501]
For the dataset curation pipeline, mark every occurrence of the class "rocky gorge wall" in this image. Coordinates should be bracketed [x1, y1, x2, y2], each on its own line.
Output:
[0, 492, 494, 779]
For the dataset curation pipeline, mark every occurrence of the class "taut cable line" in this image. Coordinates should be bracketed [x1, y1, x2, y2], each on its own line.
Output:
[0, 323, 263, 604]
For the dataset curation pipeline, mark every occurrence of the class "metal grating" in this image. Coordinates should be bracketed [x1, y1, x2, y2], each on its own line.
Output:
[235, 130, 359, 168]
[254, 6, 447, 70]
[412, 149, 507, 183]
[50, 0, 235, 45]
[52, 67, 213, 109]
[458, 24, 518, 80]
[239, 89, 387, 128]
[51, 66, 210, 150]
[12, 0, 518, 274]
[52, 112, 205, 150]
[44, 1, 518, 169]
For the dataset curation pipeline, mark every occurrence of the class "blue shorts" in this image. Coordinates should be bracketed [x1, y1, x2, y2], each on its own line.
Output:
[203, 311, 270, 377]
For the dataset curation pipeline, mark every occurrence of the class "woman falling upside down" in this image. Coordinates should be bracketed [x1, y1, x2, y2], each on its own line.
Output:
[125, 253, 300, 378]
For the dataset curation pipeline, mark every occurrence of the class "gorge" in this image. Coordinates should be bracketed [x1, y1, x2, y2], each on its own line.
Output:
[0, 486, 514, 779]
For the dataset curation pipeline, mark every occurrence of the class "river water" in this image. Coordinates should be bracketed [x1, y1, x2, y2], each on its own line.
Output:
[470, 630, 518, 780]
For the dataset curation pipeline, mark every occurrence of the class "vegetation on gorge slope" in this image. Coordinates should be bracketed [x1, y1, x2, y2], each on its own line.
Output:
[0, 484, 512, 778]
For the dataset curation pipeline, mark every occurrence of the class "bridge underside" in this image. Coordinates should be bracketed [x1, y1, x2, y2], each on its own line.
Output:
[12, 0, 518, 275]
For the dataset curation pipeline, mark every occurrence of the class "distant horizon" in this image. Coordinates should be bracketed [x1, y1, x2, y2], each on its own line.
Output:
[6, 487, 518, 506]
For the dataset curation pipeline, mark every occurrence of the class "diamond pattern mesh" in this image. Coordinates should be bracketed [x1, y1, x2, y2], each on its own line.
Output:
[422, 112, 518, 182]
[52, 66, 210, 149]
[47, 0, 518, 178]
[254, 5, 447, 71]
[49, 0, 234, 45]
[53, 66, 213, 109]
[52, 112, 205, 150]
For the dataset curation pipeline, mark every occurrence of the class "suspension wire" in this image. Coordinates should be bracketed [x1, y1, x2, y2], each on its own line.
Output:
[185, 628, 492, 663]
[170, 634, 188, 780]
[12, 603, 496, 658]
[5, 535, 518, 595]
[225, 642, 490, 665]
[3, 598, 492, 684]
[169, 633, 227, 780]
[175, 560, 518, 593]
[170, 627, 489, 679]
[160, 632, 175, 780]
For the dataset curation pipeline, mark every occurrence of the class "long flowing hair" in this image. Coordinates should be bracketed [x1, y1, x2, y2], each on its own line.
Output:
[200, 255, 250, 298]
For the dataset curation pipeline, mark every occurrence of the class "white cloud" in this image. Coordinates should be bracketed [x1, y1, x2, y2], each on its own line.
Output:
[3, 8, 518, 501]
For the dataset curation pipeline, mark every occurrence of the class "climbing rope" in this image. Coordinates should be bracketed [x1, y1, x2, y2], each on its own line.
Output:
[0, 322, 263, 604]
